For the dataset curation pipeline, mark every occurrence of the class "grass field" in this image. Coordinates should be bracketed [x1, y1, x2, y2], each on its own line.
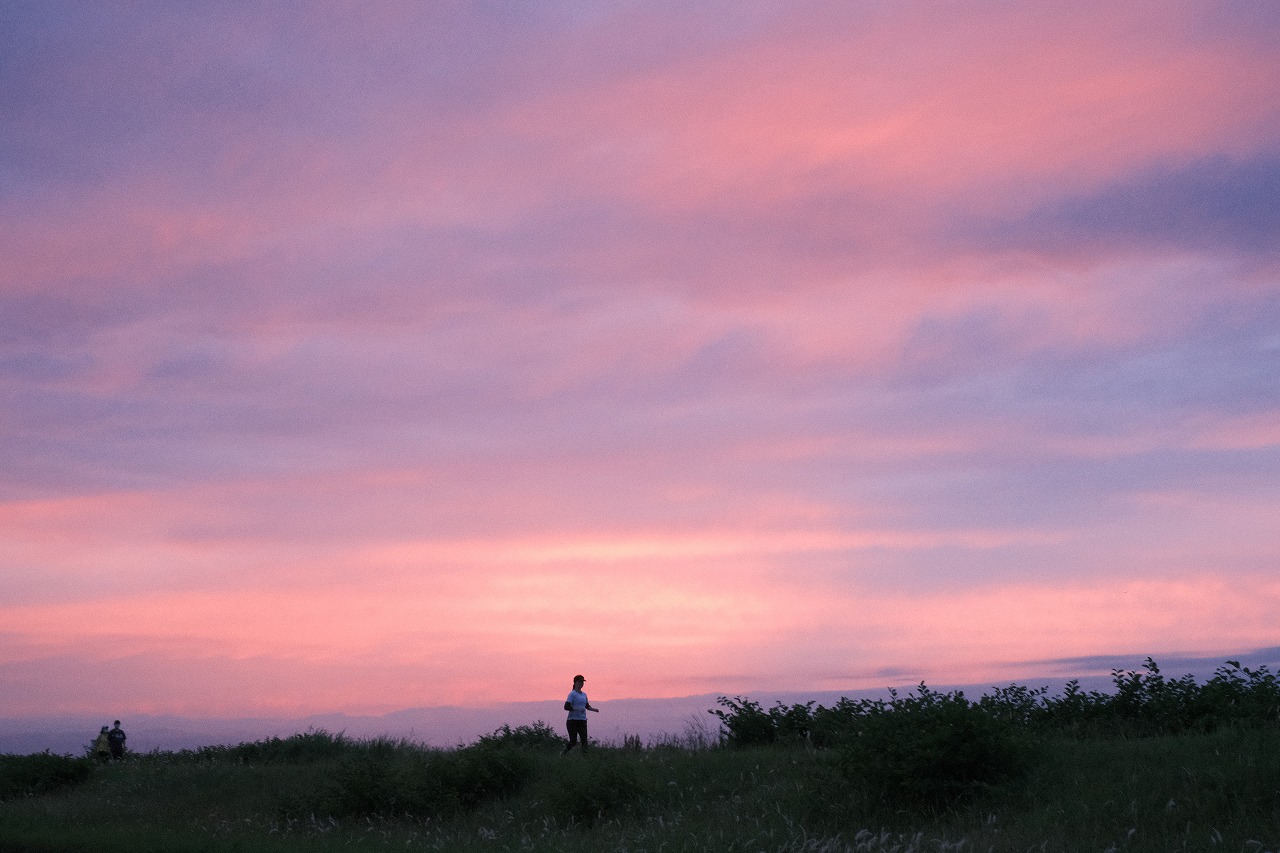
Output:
[2, 725, 1278, 852]
[5, 663, 1279, 852]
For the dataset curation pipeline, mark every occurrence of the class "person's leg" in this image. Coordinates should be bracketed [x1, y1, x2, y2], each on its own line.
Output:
[564, 720, 586, 752]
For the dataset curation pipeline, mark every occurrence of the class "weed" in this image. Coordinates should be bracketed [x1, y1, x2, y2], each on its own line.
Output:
[288, 741, 535, 820]
[3, 657, 1277, 852]
[0, 751, 94, 800]
[837, 685, 1033, 809]
[473, 720, 563, 752]
[544, 752, 652, 826]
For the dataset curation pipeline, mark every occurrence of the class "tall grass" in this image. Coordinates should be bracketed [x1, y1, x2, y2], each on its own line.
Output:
[3, 730, 1277, 851]
[0, 751, 93, 800]
[2, 659, 1277, 852]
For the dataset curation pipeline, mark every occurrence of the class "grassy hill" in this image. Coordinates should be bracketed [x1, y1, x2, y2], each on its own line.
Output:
[2, 660, 1278, 852]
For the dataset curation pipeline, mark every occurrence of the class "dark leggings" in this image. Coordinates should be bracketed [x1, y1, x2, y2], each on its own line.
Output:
[564, 719, 589, 752]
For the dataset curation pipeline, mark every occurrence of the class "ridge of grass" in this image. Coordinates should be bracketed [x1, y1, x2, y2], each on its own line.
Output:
[3, 727, 1277, 852]
[3, 661, 1278, 851]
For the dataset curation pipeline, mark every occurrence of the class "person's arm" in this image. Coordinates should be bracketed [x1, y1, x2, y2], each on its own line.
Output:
[587, 702, 599, 712]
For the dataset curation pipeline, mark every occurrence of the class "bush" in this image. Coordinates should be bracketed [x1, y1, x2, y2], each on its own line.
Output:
[1032, 658, 1280, 737]
[545, 753, 652, 825]
[837, 685, 1033, 808]
[294, 742, 535, 820]
[711, 696, 822, 747]
[1201, 659, 1280, 724]
[191, 729, 357, 764]
[447, 745, 536, 809]
[710, 696, 778, 746]
[0, 752, 94, 800]
[473, 720, 563, 751]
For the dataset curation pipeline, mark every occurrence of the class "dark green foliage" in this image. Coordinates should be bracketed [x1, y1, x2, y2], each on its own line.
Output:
[771, 699, 818, 742]
[709, 696, 778, 746]
[708, 658, 1280, 808]
[445, 746, 535, 810]
[3, 657, 1277, 851]
[0, 751, 94, 800]
[2, 729, 1277, 853]
[473, 720, 563, 751]
[1005, 658, 1280, 737]
[836, 685, 1032, 807]
[293, 742, 535, 820]
[545, 752, 652, 826]
[712, 658, 1280, 748]
[713, 686, 1038, 807]
[977, 682, 1051, 726]
[712, 696, 824, 747]
[2, 691, 1279, 852]
[1201, 658, 1280, 721]
[188, 729, 358, 764]
[989, 727, 1280, 851]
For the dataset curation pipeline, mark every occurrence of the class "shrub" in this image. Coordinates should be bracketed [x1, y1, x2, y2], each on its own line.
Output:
[1033, 658, 1280, 737]
[473, 720, 563, 751]
[711, 696, 823, 747]
[977, 682, 1050, 727]
[294, 743, 535, 819]
[447, 745, 536, 809]
[1202, 659, 1280, 724]
[0, 752, 94, 800]
[710, 696, 778, 746]
[191, 729, 357, 764]
[837, 685, 1033, 808]
[710, 658, 1280, 761]
[545, 753, 652, 825]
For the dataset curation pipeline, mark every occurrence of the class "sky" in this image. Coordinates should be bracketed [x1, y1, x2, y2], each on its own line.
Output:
[2, 0, 1279, 721]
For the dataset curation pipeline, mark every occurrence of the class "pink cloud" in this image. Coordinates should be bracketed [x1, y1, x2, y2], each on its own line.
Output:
[4, 558, 1275, 716]
[3, 1, 1278, 724]
[1189, 410, 1280, 451]
[481, 3, 1279, 222]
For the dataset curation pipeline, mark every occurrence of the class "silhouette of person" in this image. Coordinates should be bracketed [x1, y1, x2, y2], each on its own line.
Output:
[562, 674, 598, 753]
[92, 726, 111, 762]
[108, 720, 127, 760]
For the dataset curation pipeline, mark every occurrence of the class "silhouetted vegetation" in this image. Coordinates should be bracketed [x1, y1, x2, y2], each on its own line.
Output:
[181, 729, 366, 764]
[0, 751, 93, 800]
[713, 658, 1280, 750]
[2, 659, 1277, 852]
[472, 720, 564, 752]
[708, 658, 1279, 814]
[290, 740, 535, 820]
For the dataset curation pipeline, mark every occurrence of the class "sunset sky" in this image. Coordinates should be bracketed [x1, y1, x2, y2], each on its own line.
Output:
[3, 1, 1279, 720]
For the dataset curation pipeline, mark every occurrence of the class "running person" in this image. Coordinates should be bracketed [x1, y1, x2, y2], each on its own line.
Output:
[562, 674, 598, 753]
